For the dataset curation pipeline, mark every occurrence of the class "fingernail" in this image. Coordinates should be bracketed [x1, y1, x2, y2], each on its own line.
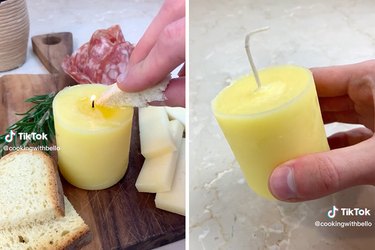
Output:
[269, 166, 297, 200]
[117, 72, 129, 91]
[117, 72, 127, 84]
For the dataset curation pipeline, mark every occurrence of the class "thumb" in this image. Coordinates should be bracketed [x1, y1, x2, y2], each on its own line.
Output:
[149, 77, 185, 107]
[269, 138, 375, 202]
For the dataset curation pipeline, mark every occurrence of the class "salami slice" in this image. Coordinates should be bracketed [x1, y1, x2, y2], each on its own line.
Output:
[62, 25, 134, 85]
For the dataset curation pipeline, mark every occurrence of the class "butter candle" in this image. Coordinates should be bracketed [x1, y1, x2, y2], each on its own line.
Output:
[212, 66, 329, 199]
[53, 84, 133, 190]
[212, 32, 329, 199]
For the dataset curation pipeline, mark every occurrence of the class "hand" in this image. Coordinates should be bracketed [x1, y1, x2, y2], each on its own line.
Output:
[117, 0, 185, 107]
[269, 60, 375, 201]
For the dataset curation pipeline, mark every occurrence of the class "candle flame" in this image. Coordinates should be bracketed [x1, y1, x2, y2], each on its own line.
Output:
[91, 95, 96, 108]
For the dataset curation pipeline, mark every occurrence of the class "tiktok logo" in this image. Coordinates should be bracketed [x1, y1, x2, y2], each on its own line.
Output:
[3, 131, 48, 143]
[327, 205, 339, 218]
[4, 130, 16, 143]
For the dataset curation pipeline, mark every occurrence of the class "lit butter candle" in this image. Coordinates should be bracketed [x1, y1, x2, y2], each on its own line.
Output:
[53, 84, 133, 190]
[212, 29, 329, 199]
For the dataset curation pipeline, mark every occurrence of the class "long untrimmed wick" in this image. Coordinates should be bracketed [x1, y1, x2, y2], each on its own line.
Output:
[245, 27, 269, 89]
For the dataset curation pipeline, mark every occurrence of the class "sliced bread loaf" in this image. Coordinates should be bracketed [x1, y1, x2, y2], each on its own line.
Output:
[0, 150, 64, 228]
[0, 196, 91, 250]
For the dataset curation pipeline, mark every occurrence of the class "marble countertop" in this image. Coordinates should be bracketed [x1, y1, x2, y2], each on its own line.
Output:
[190, 0, 375, 249]
[1, 0, 184, 249]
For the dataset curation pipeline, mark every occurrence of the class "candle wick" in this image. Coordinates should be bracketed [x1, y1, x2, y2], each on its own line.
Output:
[92, 100, 95, 108]
[245, 27, 269, 89]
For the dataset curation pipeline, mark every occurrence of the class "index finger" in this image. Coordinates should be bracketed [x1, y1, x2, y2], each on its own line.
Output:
[311, 60, 375, 97]
[130, 0, 185, 65]
[118, 18, 185, 92]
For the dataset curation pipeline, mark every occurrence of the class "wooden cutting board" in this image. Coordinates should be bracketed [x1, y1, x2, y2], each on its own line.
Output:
[0, 33, 185, 249]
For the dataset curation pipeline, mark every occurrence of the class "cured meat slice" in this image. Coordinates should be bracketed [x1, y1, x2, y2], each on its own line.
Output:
[62, 25, 134, 85]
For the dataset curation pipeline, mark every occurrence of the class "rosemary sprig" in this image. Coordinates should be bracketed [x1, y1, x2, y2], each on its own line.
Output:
[0, 93, 56, 156]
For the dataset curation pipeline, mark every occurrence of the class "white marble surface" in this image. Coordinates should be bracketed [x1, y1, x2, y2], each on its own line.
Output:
[190, 0, 375, 249]
[1, 0, 184, 249]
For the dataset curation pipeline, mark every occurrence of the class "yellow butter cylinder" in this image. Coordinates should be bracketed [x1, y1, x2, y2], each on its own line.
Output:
[53, 84, 133, 190]
[212, 65, 329, 199]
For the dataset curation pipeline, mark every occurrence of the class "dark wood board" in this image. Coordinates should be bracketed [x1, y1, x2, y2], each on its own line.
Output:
[0, 74, 185, 249]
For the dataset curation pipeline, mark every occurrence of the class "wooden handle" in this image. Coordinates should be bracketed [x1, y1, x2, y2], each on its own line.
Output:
[31, 32, 73, 74]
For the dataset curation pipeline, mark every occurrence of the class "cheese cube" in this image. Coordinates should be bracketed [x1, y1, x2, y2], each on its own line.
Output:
[135, 120, 184, 193]
[165, 107, 186, 126]
[155, 139, 186, 216]
[139, 107, 176, 158]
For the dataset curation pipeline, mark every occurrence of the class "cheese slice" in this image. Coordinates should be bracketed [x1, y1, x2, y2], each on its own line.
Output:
[135, 120, 184, 193]
[155, 139, 185, 216]
[165, 107, 186, 126]
[139, 107, 176, 158]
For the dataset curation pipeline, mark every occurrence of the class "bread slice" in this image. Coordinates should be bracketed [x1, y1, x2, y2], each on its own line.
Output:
[0, 150, 64, 228]
[0, 196, 91, 250]
[96, 75, 170, 107]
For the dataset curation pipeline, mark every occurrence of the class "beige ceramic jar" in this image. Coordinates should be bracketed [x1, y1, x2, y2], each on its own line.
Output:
[0, 0, 29, 71]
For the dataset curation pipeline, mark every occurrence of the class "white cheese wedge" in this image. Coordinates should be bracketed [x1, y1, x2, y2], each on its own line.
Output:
[135, 120, 184, 193]
[165, 107, 186, 126]
[139, 107, 176, 158]
[155, 139, 186, 216]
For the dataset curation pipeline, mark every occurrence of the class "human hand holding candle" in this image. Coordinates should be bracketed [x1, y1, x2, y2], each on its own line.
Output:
[269, 60, 375, 201]
[212, 29, 329, 199]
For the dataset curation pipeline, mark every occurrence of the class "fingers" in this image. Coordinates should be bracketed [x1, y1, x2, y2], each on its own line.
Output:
[311, 60, 375, 97]
[118, 17, 185, 92]
[311, 66, 351, 97]
[164, 77, 185, 107]
[328, 127, 373, 149]
[269, 138, 375, 202]
[319, 96, 354, 112]
[322, 110, 359, 124]
[149, 77, 185, 107]
[130, 0, 185, 65]
[319, 96, 356, 124]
